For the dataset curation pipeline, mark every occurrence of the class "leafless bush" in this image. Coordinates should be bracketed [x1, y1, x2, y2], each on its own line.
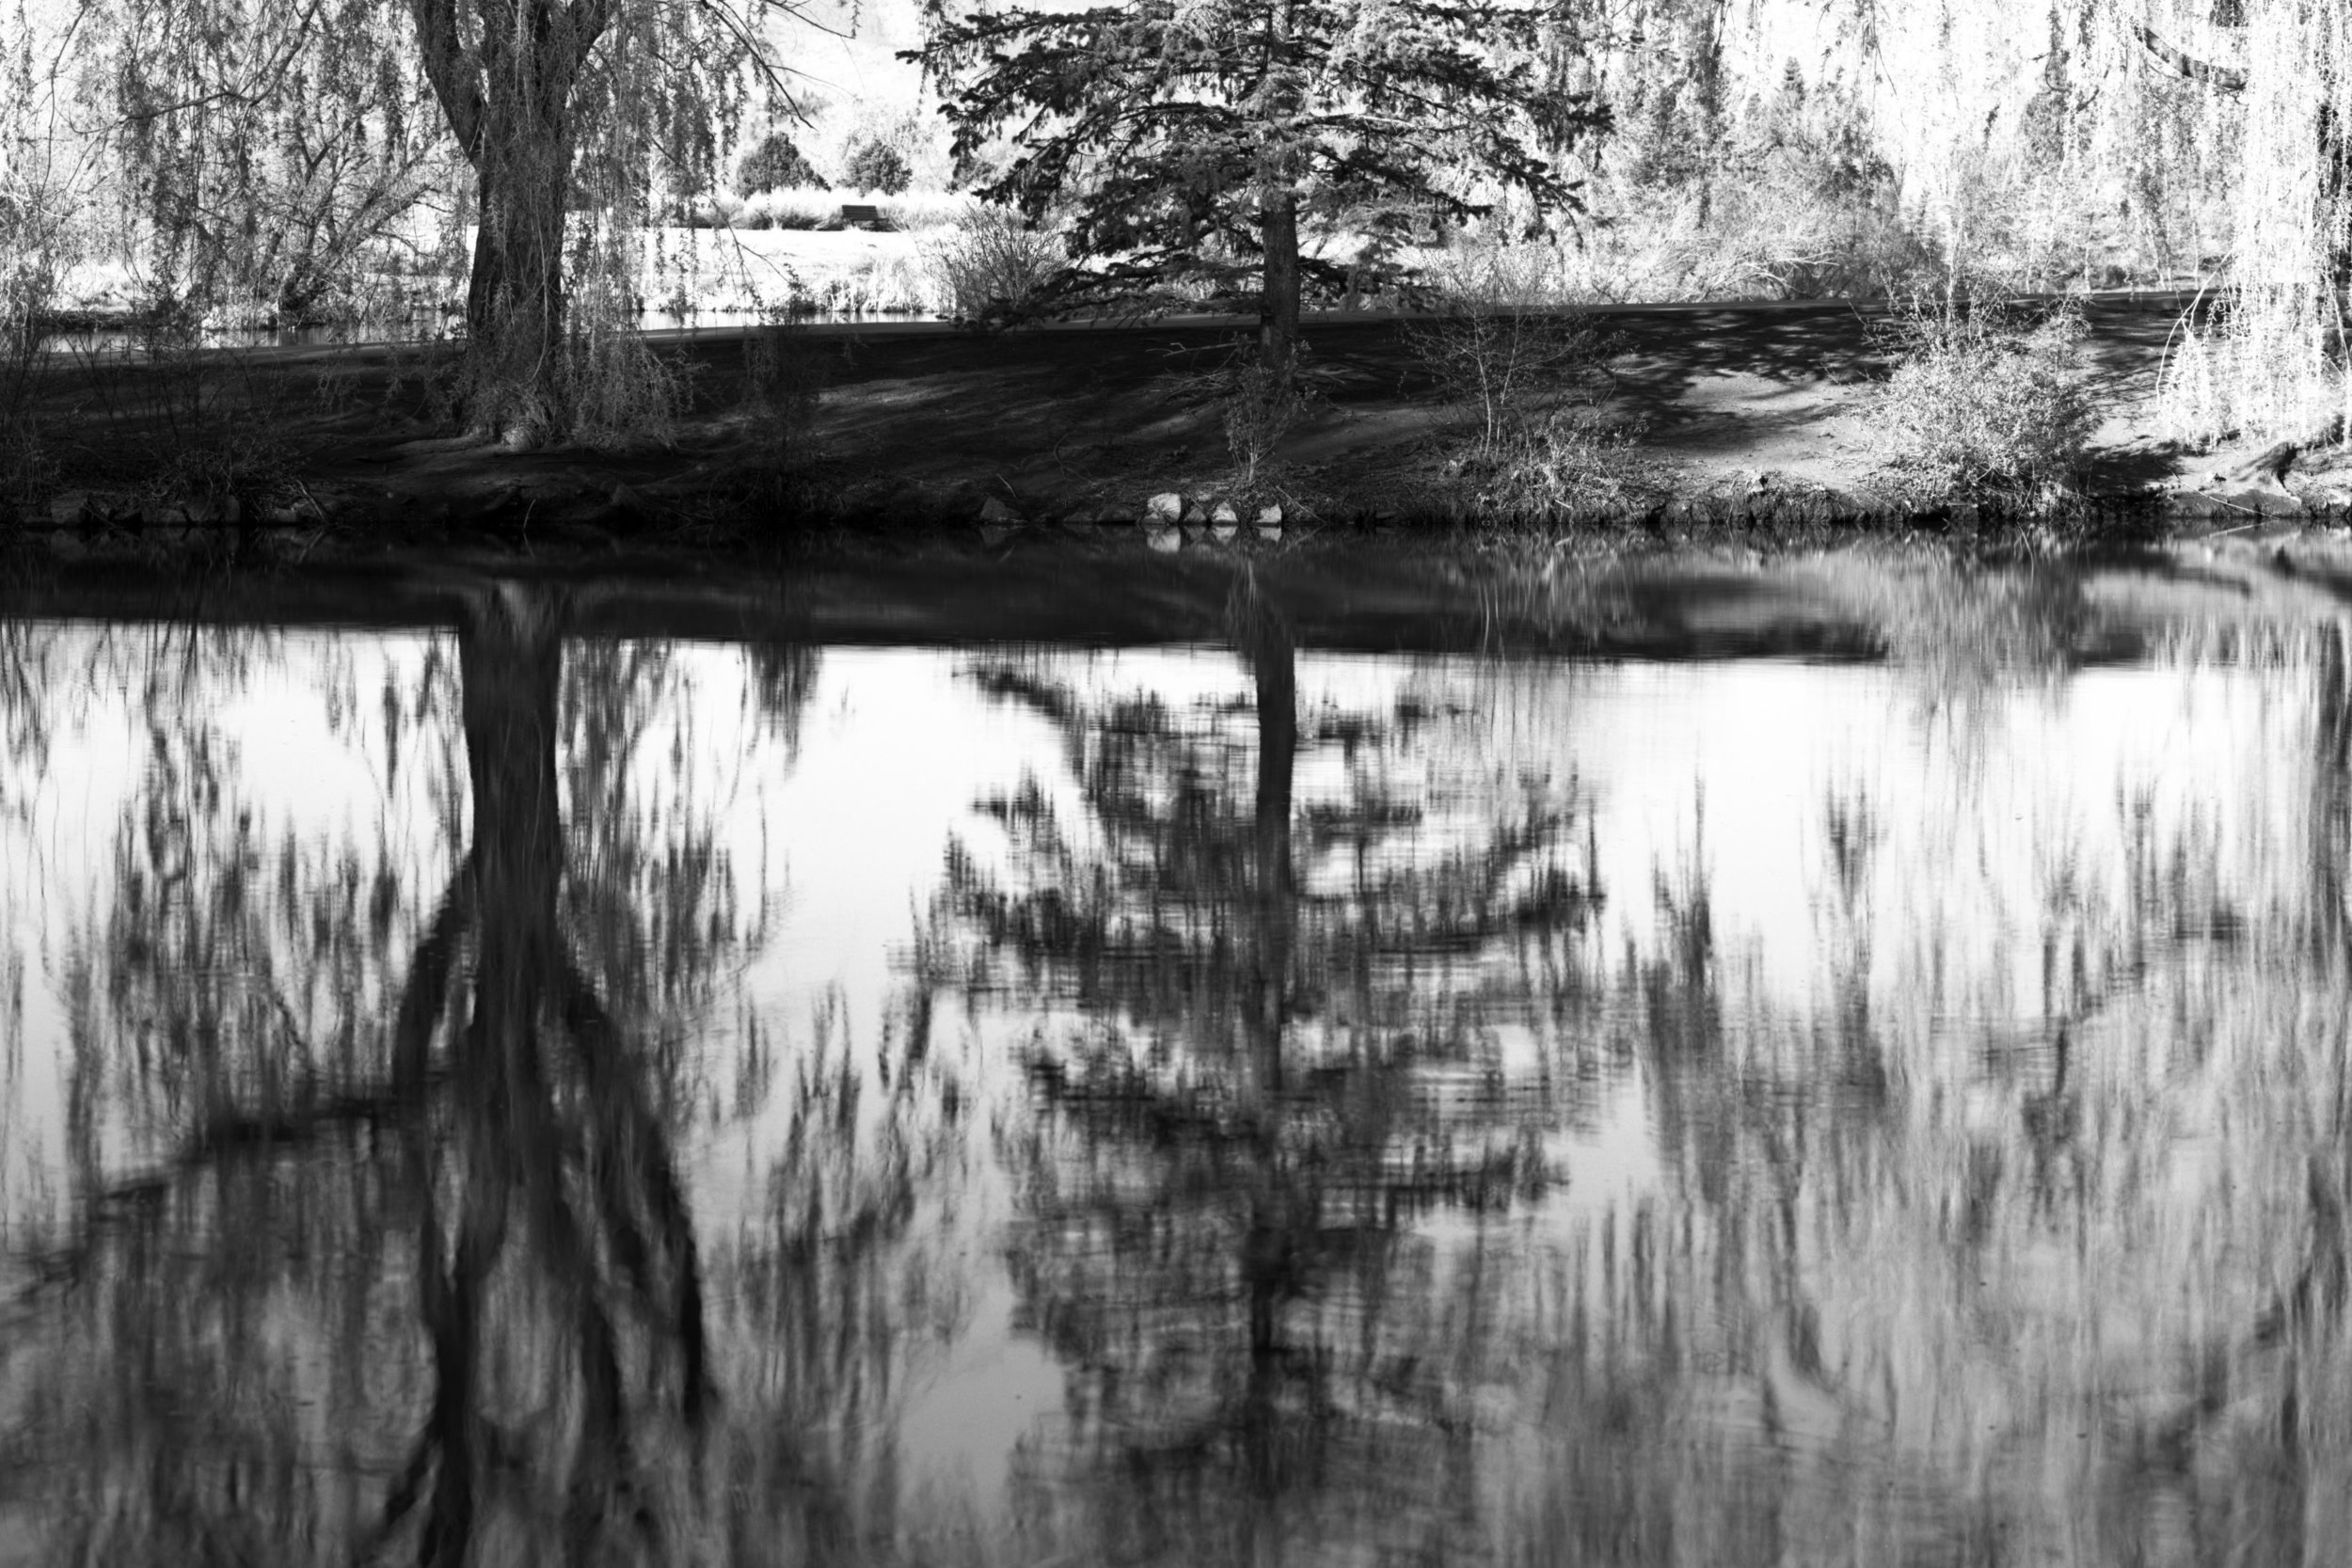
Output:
[919, 205, 1068, 324]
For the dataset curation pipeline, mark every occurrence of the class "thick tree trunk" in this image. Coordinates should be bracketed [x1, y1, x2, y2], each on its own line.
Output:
[1259, 187, 1301, 387]
[461, 42, 580, 449]
[409, 0, 603, 447]
[465, 150, 571, 448]
[461, 582, 567, 1013]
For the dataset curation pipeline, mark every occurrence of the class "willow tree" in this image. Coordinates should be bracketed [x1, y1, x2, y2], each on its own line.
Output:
[908, 0, 1608, 380]
[2136, 0, 2352, 444]
[78, 0, 832, 445]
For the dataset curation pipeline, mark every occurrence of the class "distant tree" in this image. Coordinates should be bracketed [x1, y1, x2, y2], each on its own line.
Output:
[736, 131, 831, 196]
[840, 138, 911, 195]
[909, 0, 1608, 384]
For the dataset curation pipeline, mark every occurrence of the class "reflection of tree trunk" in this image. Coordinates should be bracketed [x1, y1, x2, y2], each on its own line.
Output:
[462, 584, 567, 1047]
[2313, 624, 2350, 955]
[1233, 574, 1299, 1527]
[563, 963, 718, 1431]
[1236, 576, 1295, 1101]
[375, 582, 721, 1557]
[412, 584, 572, 1561]
[415, 1010, 509, 1567]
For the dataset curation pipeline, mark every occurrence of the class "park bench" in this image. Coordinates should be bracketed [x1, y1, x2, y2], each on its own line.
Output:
[837, 203, 883, 230]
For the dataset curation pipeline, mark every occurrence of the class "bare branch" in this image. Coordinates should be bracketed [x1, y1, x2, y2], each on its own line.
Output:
[2135, 23, 2247, 94]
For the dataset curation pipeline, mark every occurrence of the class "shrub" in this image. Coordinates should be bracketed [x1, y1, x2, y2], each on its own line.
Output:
[736, 135, 829, 198]
[840, 140, 912, 196]
[1403, 256, 1621, 456]
[564, 273, 690, 450]
[730, 316, 834, 515]
[1155, 338, 1345, 492]
[0, 416, 55, 519]
[1, 178, 71, 436]
[688, 191, 747, 229]
[1220, 359, 1311, 492]
[740, 319, 829, 457]
[919, 205, 1069, 324]
[1861, 289, 2098, 511]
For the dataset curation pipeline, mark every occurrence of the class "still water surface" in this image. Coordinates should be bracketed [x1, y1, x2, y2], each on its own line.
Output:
[2, 562, 2349, 1564]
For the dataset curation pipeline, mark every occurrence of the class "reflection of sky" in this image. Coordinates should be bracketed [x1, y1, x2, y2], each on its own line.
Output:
[0, 626, 2334, 1516]
[0, 626, 456, 1245]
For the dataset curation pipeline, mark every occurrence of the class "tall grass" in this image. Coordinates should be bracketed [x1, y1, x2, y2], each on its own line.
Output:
[683, 187, 977, 233]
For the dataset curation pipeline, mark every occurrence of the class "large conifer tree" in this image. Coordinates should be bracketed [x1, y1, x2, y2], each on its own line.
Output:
[909, 0, 1608, 378]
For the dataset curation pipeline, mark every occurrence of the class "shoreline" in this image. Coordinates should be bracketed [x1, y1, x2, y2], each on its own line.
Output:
[6, 294, 2343, 564]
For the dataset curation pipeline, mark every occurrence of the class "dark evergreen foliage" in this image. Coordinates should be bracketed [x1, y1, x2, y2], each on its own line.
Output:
[737, 132, 832, 196]
[907, 0, 1609, 372]
[840, 139, 912, 195]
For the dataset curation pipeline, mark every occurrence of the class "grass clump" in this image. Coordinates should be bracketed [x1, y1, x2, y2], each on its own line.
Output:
[49, 306, 310, 511]
[1468, 409, 1667, 519]
[1860, 288, 2097, 512]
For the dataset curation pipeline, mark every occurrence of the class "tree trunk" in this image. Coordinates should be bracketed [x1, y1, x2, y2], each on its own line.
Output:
[409, 0, 603, 447]
[462, 32, 581, 449]
[465, 150, 571, 449]
[1259, 186, 1301, 387]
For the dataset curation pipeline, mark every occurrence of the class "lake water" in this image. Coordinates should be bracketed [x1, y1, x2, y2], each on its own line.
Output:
[2, 549, 2348, 1564]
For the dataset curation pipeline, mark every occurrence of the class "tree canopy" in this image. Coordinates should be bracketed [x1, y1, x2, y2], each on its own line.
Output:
[63, 0, 842, 443]
[909, 0, 1609, 370]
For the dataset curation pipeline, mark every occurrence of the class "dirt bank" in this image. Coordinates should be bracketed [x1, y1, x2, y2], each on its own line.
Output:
[4, 293, 2343, 570]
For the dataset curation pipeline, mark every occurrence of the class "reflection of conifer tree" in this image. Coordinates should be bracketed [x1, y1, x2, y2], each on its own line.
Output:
[931, 575, 1602, 1561]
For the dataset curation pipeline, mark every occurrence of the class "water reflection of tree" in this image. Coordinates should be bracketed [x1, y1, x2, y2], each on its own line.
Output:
[929, 578, 1604, 1563]
[4, 587, 819, 1560]
[1484, 635, 2352, 1568]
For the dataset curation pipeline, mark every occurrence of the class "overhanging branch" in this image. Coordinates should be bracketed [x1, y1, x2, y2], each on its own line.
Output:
[2135, 23, 2247, 94]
